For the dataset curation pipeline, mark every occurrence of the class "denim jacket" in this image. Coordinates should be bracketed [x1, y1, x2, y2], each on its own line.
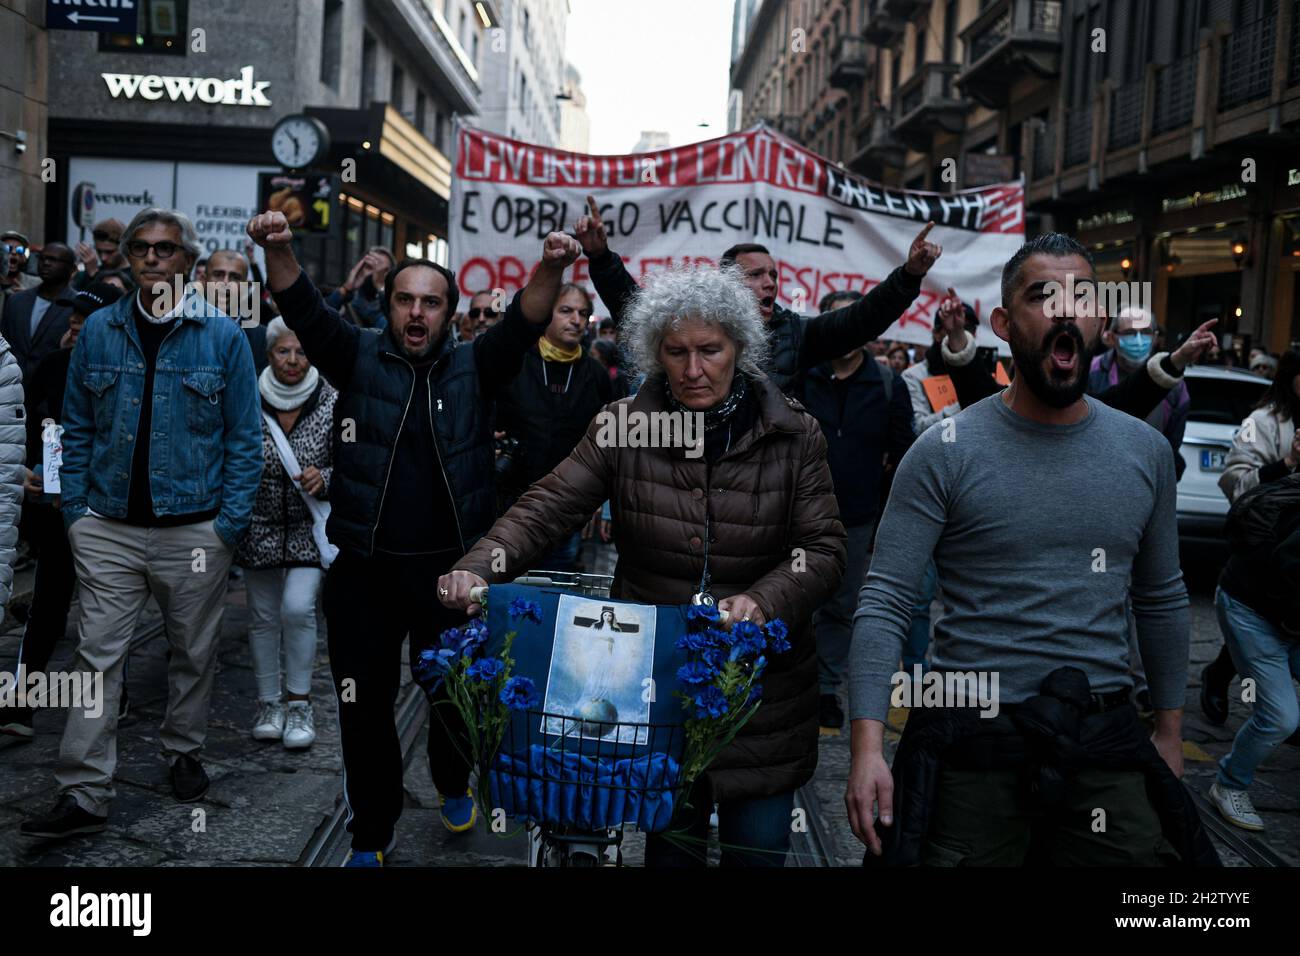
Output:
[60, 290, 263, 547]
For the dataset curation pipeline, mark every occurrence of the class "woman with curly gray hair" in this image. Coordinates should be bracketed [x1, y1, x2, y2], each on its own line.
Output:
[440, 264, 847, 867]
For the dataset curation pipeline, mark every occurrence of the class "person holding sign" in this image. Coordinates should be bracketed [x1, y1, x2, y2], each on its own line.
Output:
[248, 209, 576, 867]
[574, 194, 940, 397]
[440, 263, 848, 867]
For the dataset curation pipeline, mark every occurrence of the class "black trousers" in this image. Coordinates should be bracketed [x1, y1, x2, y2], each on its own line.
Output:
[322, 548, 473, 852]
[16, 502, 76, 675]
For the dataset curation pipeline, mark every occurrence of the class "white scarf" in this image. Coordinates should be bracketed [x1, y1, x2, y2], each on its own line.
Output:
[258, 364, 319, 411]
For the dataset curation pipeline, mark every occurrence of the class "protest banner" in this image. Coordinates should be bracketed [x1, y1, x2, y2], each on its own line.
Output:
[449, 123, 1023, 352]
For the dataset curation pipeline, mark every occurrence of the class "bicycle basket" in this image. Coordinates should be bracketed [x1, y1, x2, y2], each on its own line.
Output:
[480, 582, 693, 834]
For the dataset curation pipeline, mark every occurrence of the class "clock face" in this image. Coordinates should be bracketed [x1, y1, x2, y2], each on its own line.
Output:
[272, 118, 322, 169]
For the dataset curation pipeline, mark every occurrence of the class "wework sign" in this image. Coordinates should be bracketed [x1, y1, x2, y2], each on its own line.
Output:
[100, 65, 271, 107]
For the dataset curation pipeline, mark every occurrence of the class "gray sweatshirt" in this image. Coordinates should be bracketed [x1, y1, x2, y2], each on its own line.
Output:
[849, 392, 1189, 722]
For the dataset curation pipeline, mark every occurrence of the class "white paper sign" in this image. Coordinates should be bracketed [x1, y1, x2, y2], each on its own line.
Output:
[42, 421, 63, 495]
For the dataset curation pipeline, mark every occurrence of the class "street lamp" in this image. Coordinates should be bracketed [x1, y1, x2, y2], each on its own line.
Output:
[1231, 235, 1250, 268]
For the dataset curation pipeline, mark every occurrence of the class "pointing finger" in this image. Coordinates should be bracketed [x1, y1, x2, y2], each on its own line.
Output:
[586, 194, 601, 221]
[915, 221, 935, 243]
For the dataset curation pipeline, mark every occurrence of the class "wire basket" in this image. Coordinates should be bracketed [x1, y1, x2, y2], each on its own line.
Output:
[481, 570, 691, 834]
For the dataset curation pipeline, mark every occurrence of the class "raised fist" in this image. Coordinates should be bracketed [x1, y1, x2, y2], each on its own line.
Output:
[542, 231, 582, 269]
[247, 211, 294, 248]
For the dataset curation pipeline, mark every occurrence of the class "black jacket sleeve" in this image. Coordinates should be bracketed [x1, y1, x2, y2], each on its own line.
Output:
[270, 269, 360, 391]
[796, 266, 923, 373]
[887, 371, 915, 459]
[948, 355, 1002, 407]
[1097, 354, 1182, 419]
[472, 290, 548, 398]
[586, 249, 640, 328]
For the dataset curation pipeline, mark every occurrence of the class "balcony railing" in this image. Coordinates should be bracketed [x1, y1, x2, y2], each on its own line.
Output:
[830, 34, 869, 89]
[1063, 104, 1091, 167]
[958, 0, 1063, 108]
[1108, 81, 1143, 149]
[1220, 15, 1276, 109]
[1152, 52, 1196, 135]
[862, 0, 905, 44]
[893, 64, 965, 149]
[857, 110, 907, 169]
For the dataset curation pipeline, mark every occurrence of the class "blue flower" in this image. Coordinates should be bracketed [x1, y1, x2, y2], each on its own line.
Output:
[675, 631, 714, 653]
[466, 656, 506, 683]
[463, 617, 490, 643]
[731, 619, 766, 658]
[745, 683, 764, 707]
[693, 685, 730, 720]
[508, 598, 543, 625]
[676, 661, 717, 687]
[686, 604, 722, 626]
[764, 618, 791, 654]
[412, 646, 459, 682]
[500, 675, 540, 710]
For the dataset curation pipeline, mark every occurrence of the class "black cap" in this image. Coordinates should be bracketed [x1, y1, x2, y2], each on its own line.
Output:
[57, 282, 124, 316]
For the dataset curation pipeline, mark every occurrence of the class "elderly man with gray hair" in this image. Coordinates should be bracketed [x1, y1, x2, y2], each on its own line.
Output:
[20, 207, 262, 843]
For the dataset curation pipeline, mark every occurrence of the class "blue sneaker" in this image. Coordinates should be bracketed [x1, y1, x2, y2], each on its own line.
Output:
[439, 788, 478, 833]
[342, 835, 397, 867]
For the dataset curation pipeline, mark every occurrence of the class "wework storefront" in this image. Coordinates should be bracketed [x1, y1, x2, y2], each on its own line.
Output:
[46, 19, 451, 288]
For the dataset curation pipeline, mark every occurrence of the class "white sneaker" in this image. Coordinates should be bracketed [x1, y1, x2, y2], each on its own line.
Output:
[283, 701, 316, 750]
[1209, 782, 1265, 831]
[252, 700, 286, 741]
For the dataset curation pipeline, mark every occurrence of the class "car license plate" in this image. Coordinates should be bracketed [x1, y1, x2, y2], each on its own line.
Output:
[1200, 449, 1227, 472]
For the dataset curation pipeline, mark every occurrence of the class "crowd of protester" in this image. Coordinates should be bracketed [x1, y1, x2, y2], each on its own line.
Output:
[0, 192, 1295, 870]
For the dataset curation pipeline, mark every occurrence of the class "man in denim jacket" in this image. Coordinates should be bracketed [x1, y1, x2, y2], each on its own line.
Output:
[21, 208, 261, 842]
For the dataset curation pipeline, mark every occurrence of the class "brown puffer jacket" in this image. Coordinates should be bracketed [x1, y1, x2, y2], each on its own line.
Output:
[455, 373, 846, 801]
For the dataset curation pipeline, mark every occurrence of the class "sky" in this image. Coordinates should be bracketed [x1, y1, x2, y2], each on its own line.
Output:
[564, 0, 733, 155]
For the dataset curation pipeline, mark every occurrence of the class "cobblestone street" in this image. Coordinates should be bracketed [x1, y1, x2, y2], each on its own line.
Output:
[1, 542, 1296, 867]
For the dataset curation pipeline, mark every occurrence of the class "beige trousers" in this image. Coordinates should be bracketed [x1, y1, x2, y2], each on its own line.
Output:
[57, 515, 233, 816]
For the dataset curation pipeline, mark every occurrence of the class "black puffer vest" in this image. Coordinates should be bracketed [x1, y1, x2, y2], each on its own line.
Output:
[329, 327, 494, 557]
[765, 304, 807, 396]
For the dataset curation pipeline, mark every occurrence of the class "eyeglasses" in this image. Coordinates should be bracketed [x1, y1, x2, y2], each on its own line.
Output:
[125, 240, 182, 260]
[39, 253, 76, 266]
[3, 244, 28, 257]
[92, 230, 120, 243]
[468, 307, 500, 319]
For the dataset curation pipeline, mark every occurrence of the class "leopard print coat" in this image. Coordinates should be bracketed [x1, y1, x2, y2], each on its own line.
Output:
[234, 381, 336, 570]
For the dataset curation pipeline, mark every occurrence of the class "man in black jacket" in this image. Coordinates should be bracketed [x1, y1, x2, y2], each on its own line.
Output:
[572, 195, 941, 396]
[495, 283, 611, 570]
[804, 288, 914, 730]
[248, 209, 580, 866]
[1, 242, 77, 377]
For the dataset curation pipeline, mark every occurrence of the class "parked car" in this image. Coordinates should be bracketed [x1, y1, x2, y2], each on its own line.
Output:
[1176, 365, 1271, 545]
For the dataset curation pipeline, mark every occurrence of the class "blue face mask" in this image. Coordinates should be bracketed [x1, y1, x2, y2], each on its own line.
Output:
[1116, 332, 1151, 363]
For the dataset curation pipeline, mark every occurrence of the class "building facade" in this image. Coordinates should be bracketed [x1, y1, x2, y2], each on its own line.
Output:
[1, 0, 48, 243]
[730, 0, 1300, 351]
[45, 0, 491, 284]
[474, 0, 569, 145]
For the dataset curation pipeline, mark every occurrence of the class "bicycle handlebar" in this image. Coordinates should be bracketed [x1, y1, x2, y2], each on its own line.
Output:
[466, 586, 731, 623]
